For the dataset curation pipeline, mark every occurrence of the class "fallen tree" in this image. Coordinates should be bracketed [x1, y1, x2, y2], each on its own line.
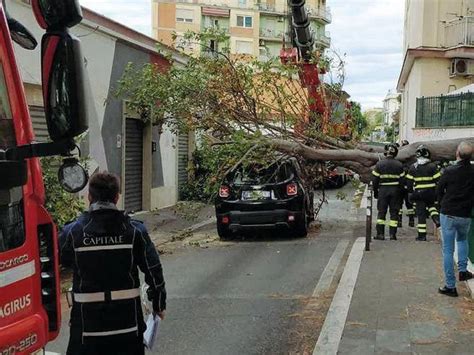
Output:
[116, 30, 471, 187]
[271, 137, 474, 182]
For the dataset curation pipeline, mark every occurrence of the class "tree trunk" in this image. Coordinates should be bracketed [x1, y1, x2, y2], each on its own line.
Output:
[272, 137, 474, 182]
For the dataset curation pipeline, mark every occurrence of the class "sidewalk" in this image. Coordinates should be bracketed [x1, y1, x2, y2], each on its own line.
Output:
[132, 202, 216, 246]
[338, 222, 474, 354]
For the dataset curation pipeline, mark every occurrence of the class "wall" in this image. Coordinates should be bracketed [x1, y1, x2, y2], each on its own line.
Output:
[400, 57, 474, 143]
[10, 0, 179, 210]
[403, 0, 474, 51]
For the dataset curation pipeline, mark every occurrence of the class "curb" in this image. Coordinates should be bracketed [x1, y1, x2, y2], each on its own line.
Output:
[188, 217, 216, 232]
[313, 238, 365, 355]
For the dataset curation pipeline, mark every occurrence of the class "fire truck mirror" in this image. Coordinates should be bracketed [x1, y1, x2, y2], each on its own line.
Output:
[42, 32, 88, 142]
[32, 0, 82, 30]
[1, 160, 27, 189]
[58, 158, 88, 193]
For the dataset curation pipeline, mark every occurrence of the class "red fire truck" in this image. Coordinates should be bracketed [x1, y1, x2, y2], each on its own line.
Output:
[1, 0, 88, 353]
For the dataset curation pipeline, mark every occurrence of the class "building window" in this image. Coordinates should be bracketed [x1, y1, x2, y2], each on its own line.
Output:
[176, 9, 194, 23]
[237, 15, 253, 28]
[236, 40, 253, 54]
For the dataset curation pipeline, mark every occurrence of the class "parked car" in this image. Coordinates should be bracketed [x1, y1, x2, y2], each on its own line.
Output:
[215, 157, 314, 239]
[324, 165, 353, 188]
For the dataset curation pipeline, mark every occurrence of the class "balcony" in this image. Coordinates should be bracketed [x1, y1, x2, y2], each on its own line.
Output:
[259, 28, 285, 41]
[307, 6, 332, 23]
[315, 31, 331, 48]
[256, 3, 285, 16]
[445, 17, 474, 47]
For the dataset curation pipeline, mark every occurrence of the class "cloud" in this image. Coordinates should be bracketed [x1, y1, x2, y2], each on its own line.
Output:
[81, 0, 152, 35]
[329, 0, 404, 109]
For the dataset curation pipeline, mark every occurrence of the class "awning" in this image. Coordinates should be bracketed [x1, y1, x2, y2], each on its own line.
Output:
[202, 7, 230, 17]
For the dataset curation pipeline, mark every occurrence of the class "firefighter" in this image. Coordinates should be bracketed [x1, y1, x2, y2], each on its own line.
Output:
[372, 143, 405, 240]
[398, 140, 415, 227]
[59, 172, 166, 355]
[406, 145, 441, 241]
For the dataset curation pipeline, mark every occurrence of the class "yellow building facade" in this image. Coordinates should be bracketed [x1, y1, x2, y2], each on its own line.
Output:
[152, 0, 331, 60]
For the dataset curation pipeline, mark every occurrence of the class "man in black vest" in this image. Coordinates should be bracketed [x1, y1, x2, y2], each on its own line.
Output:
[60, 172, 166, 355]
[437, 142, 474, 297]
[372, 143, 405, 240]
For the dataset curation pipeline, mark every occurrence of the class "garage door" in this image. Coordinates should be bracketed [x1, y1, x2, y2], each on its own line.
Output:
[124, 118, 144, 212]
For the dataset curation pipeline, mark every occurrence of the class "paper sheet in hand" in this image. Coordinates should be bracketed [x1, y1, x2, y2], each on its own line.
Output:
[143, 314, 160, 350]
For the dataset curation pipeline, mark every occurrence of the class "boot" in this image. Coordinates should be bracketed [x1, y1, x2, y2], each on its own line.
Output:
[389, 226, 397, 240]
[416, 234, 427, 241]
[375, 224, 385, 240]
[408, 216, 415, 227]
[398, 214, 403, 228]
[459, 271, 473, 281]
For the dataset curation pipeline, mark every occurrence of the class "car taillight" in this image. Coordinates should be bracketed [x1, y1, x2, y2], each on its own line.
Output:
[219, 185, 230, 198]
[286, 183, 298, 196]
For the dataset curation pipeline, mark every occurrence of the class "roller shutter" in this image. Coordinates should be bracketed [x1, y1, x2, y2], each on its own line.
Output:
[177, 133, 189, 198]
[124, 118, 144, 212]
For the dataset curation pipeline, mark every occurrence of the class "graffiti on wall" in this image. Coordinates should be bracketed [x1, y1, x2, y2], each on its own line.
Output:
[412, 128, 448, 140]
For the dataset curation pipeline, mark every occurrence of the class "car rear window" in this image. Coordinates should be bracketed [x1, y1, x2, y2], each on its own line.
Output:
[232, 162, 294, 185]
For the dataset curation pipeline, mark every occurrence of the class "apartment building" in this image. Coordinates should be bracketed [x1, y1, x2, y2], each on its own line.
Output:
[383, 90, 401, 127]
[397, 0, 474, 143]
[152, 0, 331, 60]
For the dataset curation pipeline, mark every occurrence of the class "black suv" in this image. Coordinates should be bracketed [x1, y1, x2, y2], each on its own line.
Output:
[215, 157, 314, 239]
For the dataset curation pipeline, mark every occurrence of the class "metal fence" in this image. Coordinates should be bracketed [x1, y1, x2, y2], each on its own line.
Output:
[416, 92, 474, 127]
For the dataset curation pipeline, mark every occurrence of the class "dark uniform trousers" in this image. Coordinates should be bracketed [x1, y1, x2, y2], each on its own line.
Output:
[372, 157, 405, 238]
[59, 206, 166, 355]
[407, 162, 441, 239]
[399, 187, 415, 226]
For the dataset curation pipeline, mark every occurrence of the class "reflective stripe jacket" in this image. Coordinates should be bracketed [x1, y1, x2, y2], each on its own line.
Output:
[59, 204, 166, 344]
[372, 157, 405, 193]
[406, 161, 441, 193]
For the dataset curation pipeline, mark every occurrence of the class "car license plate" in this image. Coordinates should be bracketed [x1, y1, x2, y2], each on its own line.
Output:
[242, 190, 271, 200]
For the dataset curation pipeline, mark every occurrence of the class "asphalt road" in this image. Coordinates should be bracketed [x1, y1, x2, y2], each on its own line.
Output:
[47, 184, 364, 354]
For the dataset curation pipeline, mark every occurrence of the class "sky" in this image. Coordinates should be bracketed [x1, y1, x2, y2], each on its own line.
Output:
[81, 0, 405, 110]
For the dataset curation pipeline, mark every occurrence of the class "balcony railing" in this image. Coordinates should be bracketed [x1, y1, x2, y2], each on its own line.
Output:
[307, 6, 332, 23]
[256, 3, 285, 15]
[416, 93, 474, 128]
[259, 28, 285, 40]
[315, 31, 331, 47]
[202, 25, 229, 34]
[445, 16, 474, 47]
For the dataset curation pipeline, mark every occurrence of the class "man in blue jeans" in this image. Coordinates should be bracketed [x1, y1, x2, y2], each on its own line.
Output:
[437, 142, 474, 297]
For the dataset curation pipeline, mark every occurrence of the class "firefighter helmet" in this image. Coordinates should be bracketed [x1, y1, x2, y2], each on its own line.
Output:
[416, 145, 431, 159]
[401, 140, 409, 146]
[384, 143, 399, 158]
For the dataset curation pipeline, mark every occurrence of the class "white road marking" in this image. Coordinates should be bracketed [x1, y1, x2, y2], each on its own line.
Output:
[312, 240, 349, 297]
[0, 260, 36, 287]
[313, 237, 365, 355]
